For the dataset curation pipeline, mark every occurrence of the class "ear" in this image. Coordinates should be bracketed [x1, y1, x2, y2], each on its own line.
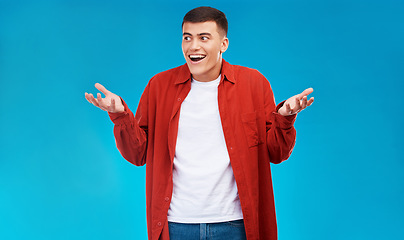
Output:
[220, 37, 229, 54]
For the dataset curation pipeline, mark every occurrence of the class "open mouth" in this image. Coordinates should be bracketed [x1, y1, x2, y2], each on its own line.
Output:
[189, 54, 206, 62]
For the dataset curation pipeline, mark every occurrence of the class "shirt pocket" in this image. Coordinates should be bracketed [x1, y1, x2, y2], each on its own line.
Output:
[241, 111, 263, 148]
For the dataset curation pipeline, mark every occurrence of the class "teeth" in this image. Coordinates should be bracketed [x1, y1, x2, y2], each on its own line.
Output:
[189, 54, 206, 59]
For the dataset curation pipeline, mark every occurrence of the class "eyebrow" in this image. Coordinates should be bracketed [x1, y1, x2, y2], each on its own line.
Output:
[183, 32, 212, 36]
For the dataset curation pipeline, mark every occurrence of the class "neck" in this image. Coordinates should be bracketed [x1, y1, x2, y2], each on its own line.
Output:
[192, 58, 223, 82]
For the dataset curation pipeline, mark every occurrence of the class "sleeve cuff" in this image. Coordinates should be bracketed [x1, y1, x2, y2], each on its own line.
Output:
[108, 97, 132, 125]
[272, 100, 297, 129]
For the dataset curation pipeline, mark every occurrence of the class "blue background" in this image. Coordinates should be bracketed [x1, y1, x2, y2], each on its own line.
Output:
[1, 0, 403, 239]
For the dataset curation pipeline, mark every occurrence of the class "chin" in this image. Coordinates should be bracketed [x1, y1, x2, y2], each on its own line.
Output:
[187, 65, 206, 76]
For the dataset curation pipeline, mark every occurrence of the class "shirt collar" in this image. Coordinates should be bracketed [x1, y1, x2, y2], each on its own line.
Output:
[174, 59, 236, 85]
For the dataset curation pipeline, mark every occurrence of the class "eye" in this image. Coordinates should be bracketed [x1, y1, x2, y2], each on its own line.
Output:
[201, 36, 209, 41]
[183, 36, 191, 41]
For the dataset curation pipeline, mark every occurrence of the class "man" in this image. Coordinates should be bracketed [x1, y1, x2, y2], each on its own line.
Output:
[85, 6, 313, 240]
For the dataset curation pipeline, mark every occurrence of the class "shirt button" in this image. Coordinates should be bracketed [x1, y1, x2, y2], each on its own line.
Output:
[230, 147, 233, 150]
[157, 222, 162, 226]
[165, 197, 169, 202]
[177, 98, 181, 101]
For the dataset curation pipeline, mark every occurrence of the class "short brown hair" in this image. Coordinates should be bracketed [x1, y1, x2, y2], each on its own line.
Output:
[182, 6, 228, 37]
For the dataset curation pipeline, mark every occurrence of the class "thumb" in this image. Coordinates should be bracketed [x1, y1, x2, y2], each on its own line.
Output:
[95, 83, 110, 95]
[299, 88, 314, 98]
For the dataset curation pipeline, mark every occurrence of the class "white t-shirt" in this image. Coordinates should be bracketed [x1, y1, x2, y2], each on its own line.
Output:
[167, 75, 243, 223]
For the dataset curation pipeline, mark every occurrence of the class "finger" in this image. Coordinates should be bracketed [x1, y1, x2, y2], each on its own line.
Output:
[301, 96, 308, 109]
[307, 97, 314, 107]
[87, 93, 100, 107]
[95, 83, 110, 96]
[293, 97, 301, 112]
[110, 98, 116, 112]
[84, 92, 93, 104]
[85, 93, 97, 105]
[299, 87, 314, 98]
[285, 103, 292, 114]
[97, 93, 108, 110]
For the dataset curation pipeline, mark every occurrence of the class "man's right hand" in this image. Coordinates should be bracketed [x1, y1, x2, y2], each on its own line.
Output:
[85, 83, 125, 113]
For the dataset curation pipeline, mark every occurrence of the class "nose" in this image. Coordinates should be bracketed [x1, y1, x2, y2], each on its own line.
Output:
[190, 39, 200, 51]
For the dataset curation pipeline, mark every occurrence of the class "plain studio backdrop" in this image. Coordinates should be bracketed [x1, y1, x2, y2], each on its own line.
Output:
[0, 0, 403, 239]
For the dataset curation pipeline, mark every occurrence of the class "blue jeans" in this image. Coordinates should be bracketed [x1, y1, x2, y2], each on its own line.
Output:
[168, 219, 247, 240]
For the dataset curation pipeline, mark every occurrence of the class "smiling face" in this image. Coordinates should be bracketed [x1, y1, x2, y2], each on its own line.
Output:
[182, 21, 229, 82]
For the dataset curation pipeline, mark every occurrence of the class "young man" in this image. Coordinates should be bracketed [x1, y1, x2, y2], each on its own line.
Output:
[85, 6, 313, 240]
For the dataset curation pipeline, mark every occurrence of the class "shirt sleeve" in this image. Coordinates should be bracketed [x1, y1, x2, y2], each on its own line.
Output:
[263, 82, 297, 164]
[108, 89, 149, 166]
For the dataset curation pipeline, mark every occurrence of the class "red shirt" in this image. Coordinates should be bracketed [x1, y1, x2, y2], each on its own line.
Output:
[108, 60, 296, 240]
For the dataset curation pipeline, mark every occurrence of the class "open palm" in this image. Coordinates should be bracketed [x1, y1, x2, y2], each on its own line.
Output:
[84, 83, 124, 113]
[278, 88, 314, 116]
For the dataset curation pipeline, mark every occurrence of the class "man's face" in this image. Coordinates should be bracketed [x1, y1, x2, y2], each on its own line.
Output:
[182, 21, 228, 82]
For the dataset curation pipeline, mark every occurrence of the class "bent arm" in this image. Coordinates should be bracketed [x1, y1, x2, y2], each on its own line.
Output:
[108, 97, 148, 166]
[263, 82, 297, 164]
[85, 83, 148, 166]
[266, 102, 296, 164]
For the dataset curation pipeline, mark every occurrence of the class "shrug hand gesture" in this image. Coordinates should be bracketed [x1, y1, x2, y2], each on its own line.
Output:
[278, 88, 314, 116]
[85, 83, 125, 113]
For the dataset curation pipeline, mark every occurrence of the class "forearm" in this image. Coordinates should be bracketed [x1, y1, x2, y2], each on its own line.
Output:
[108, 98, 148, 166]
[266, 102, 297, 164]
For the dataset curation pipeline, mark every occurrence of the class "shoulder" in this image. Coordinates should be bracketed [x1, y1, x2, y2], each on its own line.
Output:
[234, 65, 265, 78]
[153, 64, 184, 78]
[226, 62, 269, 87]
[223, 60, 267, 80]
[149, 64, 189, 85]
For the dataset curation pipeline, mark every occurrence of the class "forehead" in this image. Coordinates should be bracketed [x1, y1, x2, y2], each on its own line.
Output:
[182, 21, 220, 36]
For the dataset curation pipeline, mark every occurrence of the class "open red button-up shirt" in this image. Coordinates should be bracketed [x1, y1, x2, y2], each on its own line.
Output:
[108, 60, 296, 240]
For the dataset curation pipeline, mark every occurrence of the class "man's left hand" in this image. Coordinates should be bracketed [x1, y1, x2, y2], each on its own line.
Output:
[278, 88, 314, 116]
